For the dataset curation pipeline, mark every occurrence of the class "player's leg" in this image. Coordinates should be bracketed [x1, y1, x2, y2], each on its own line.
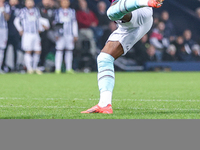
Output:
[12, 37, 18, 71]
[65, 36, 75, 74]
[97, 42, 123, 106]
[55, 50, 63, 74]
[22, 33, 33, 74]
[24, 51, 33, 74]
[107, 0, 164, 21]
[55, 36, 65, 74]
[33, 34, 42, 75]
[65, 50, 74, 74]
[33, 51, 42, 74]
[0, 29, 8, 73]
[81, 41, 123, 114]
[81, 8, 153, 114]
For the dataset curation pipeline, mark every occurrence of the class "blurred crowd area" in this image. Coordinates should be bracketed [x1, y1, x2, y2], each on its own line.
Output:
[1, 0, 200, 73]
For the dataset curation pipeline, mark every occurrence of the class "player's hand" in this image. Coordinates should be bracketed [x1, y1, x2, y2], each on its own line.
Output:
[19, 31, 23, 36]
[55, 36, 59, 41]
[73, 37, 78, 43]
[42, 25, 49, 30]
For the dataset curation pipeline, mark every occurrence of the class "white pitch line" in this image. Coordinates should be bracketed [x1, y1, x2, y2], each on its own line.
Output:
[0, 105, 199, 111]
[115, 107, 200, 111]
[0, 97, 200, 102]
[0, 105, 86, 109]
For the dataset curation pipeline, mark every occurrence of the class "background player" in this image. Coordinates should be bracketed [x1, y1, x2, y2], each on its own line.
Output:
[3, 0, 22, 72]
[81, 0, 164, 114]
[14, 0, 48, 74]
[0, 0, 10, 73]
[54, 0, 78, 74]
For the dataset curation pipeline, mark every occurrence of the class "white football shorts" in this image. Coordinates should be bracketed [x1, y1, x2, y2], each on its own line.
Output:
[0, 28, 8, 49]
[107, 7, 153, 55]
[21, 33, 41, 51]
[56, 35, 74, 51]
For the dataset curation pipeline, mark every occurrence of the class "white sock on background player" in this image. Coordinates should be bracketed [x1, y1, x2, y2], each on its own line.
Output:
[24, 53, 33, 71]
[0, 49, 4, 70]
[55, 50, 63, 71]
[33, 53, 40, 71]
[65, 50, 73, 71]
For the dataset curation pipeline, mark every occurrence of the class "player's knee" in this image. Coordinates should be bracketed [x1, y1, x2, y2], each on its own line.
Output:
[107, 6, 124, 21]
[97, 52, 114, 65]
[25, 51, 32, 54]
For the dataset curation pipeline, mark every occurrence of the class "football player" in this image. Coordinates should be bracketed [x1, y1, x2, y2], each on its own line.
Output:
[14, 0, 48, 74]
[81, 0, 164, 114]
[0, 0, 10, 73]
[54, 0, 78, 74]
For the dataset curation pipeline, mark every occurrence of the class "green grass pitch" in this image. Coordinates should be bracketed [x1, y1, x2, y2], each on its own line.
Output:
[0, 72, 200, 119]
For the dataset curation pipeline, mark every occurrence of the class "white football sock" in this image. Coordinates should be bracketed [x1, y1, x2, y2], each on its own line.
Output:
[24, 53, 33, 71]
[55, 50, 63, 71]
[65, 50, 73, 71]
[98, 91, 112, 107]
[0, 49, 4, 69]
[107, 0, 149, 21]
[138, 0, 149, 6]
[97, 53, 115, 107]
[33, 53, 40, 70]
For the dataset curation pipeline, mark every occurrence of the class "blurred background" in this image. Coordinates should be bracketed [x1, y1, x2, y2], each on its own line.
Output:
[1, 0, 200, 73]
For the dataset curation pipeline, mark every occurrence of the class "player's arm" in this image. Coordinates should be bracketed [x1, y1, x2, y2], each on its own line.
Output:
[0, 2, 10, 21]
[3, 12, 10, 21]
[52, 9, 61, 41]
[72, 10, 78, 42]
[52, 9, 59, 25]
[39, 17, 50, 31]
[3, 8, 10, 21]
[14, 9, 26, 36]
[14, 16, 23, 36]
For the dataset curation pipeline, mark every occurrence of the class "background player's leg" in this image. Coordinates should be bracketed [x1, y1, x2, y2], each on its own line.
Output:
[0, 29, 8, 73]
[32, 34, 42, 74]
[33, 51, 42, 74]
[65, 50, 74, 73]
[55, 37, 65, 74]
[0, 49, 4, 73]
[55, 50, 63, 74]
[24, 51, 33, 74]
